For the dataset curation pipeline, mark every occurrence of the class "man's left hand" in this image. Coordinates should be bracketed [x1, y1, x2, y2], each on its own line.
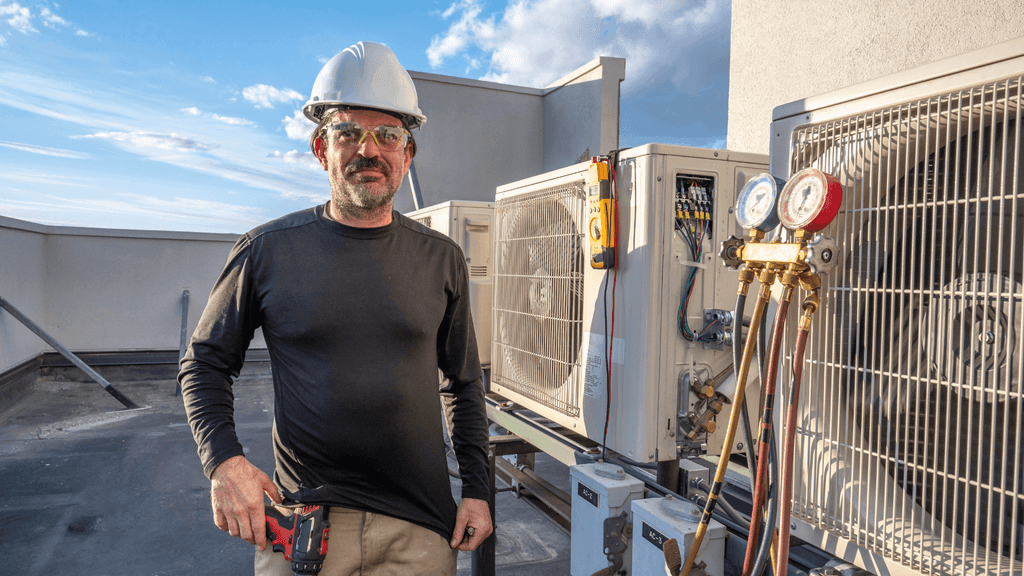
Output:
[450, 497, 492, 551]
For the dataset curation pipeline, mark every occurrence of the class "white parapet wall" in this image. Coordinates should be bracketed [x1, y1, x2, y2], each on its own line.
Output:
[0, 215, 266, 376]
[397, 56, 626, 213]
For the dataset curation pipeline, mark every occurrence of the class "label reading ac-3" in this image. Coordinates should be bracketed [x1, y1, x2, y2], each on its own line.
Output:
[642, 522, 668, 550]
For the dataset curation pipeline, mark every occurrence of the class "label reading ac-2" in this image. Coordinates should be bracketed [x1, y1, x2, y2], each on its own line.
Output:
[642, 522, 668, 550]
[577, 482, 599, 508]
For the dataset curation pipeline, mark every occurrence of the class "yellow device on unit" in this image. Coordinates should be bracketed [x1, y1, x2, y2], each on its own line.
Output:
[586, 157, 616, 269]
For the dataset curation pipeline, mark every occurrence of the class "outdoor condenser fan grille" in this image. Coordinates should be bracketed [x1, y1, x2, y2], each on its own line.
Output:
[492, 181, 586, 417]
[789, 77, 1024, 575]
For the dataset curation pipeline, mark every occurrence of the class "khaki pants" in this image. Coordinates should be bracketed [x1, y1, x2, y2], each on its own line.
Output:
[254, 505, 457, 576]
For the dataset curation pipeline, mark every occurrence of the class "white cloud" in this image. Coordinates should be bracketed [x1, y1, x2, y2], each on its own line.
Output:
[427, 0, 728, 94]
[0, 191, 268, 230]
[441, 2, 460, 18]
[211, 113, 255, 126]
[201, 75, 216, 83]
[72, 131, 216, 152]
[242, 84, 304, 109]
[0, 3, 91, 38]
[0, 140, 89, 158]
[3, 170, 97, 188]
[1, 2, 36, 34]
[39, 7, 67, 29]
[426, 0, 730, 148]
[111, 193, 268, 226]
[267, 149, 321, 170]
[180, 106, 256, 126]
[427, 0, 492, 68]
[282, 110, 316, 141]
[0, 44, 332, 212]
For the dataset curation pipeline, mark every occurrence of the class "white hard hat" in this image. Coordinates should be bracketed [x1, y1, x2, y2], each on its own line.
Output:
[303, 41, 427, 129]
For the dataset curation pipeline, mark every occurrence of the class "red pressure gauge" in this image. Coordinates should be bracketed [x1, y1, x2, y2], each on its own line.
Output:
[777, 168, 843, 231]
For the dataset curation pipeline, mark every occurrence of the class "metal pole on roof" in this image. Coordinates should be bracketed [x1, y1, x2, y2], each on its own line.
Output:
[407, 159, 424, 210]
[0, 296, 141, 410]
[175, 289, 190, 396]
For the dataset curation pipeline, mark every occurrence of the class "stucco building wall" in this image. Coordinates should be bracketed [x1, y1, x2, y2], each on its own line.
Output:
[728, 0, 1024, 156]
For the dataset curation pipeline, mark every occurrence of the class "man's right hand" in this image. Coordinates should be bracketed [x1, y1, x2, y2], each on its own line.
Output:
[210, 455, 282, 550]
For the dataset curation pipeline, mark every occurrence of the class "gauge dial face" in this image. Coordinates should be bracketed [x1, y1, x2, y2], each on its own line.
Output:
[735, 174, 781, 232]
[778, 168, 842, 231]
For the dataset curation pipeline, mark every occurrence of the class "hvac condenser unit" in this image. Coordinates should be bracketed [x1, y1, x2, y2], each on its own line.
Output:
[490, 145, 768, 461]
[770, 38, 1024, 575]
[406, 200, 494, 367]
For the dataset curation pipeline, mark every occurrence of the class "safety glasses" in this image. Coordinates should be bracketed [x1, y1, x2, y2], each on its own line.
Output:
[325, 122, 410, 151]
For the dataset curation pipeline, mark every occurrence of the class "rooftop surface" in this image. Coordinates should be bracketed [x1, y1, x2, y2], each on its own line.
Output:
[0, 364, 571, 576]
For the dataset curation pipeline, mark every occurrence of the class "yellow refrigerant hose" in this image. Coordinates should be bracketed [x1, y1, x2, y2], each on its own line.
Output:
[680, 266, 776, 576]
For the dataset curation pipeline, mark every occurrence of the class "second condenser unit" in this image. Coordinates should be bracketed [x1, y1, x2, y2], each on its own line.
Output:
[489, 144, 768, 462]
[406, 200, 495, 368]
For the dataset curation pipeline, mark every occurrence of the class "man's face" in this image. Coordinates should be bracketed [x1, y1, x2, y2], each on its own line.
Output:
[314, 109, 412, 220]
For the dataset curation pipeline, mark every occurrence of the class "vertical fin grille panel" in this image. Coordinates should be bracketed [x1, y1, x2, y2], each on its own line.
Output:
[791, 76, 1024, 575]
[492, 181, 586, 417]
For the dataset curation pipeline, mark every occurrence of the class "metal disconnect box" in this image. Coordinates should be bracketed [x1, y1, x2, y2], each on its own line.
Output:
[630, 497, 726, 576]
[570, 463, 646, 576]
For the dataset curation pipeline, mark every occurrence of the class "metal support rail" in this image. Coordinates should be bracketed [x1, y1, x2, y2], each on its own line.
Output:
[493, 457, 572, 531]
[0, 296, 140, 409]
[484, 395, 599, 466]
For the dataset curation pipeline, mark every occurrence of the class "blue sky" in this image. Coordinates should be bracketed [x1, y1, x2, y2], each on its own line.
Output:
[0, 0, 730, 233]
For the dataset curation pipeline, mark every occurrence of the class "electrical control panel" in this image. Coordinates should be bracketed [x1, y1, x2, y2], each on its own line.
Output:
[674, 174, 715, 224]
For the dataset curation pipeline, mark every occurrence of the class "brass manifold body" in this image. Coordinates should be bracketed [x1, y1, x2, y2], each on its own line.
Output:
[719, 228, 839, 279]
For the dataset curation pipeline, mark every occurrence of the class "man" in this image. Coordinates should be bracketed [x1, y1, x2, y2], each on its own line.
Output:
[179, 41, 492, 575]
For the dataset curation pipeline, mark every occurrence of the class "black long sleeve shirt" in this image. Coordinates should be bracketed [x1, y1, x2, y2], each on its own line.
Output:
[179, 204, 490, 541]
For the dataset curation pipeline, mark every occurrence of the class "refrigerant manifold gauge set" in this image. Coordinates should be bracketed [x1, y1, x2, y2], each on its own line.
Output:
[681, 168, 844, 576]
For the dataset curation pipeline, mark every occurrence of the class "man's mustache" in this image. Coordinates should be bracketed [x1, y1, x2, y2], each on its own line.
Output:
[344, 157, 391, 178]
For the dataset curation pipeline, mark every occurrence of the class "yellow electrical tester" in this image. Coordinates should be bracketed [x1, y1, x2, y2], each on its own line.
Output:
[586, 156, 616, 269]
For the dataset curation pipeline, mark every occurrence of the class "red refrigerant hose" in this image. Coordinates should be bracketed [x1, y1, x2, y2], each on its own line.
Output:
[741, 284, 794, 576]
[776, 291, 820, 572]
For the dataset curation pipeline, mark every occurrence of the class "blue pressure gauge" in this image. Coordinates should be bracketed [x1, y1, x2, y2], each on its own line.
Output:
[735, 173, 785, 232]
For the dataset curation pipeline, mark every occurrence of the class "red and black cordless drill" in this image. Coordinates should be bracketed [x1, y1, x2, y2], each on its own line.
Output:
[265, 504, 331, 576]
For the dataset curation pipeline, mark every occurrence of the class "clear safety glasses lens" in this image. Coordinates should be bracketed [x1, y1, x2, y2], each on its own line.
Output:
[326, 123, 409, 151]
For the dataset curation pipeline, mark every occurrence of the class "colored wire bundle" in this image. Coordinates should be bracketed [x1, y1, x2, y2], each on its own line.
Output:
[675, 215, 713, 341]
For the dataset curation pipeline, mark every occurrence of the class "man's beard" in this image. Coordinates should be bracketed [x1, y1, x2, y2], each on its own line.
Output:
[330, 156, 401, 221]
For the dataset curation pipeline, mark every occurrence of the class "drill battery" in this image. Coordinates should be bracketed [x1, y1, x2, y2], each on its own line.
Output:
[265, 504, 331, 576]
